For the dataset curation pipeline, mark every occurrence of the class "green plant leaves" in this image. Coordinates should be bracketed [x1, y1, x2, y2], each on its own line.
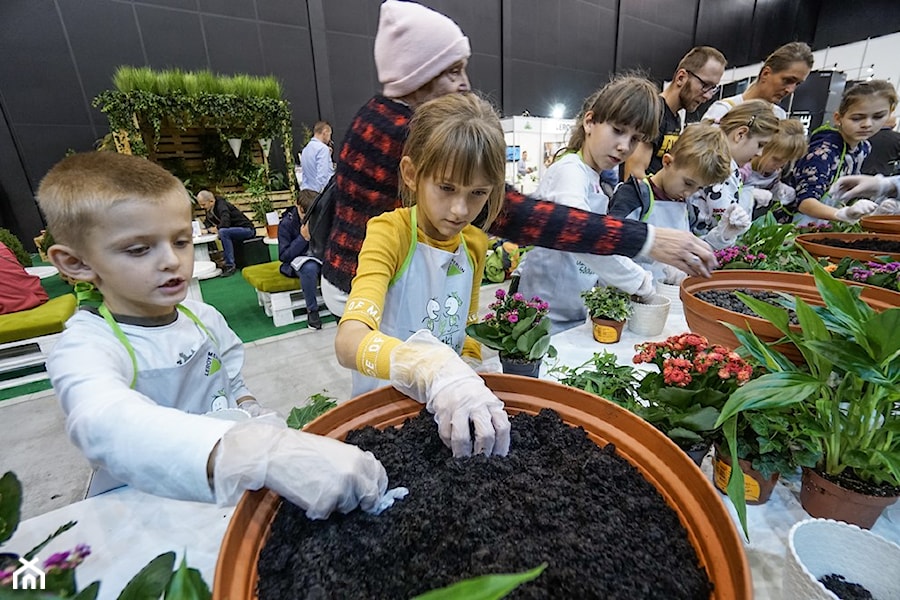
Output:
[412, 563, 546, 600]
[164, 556, 211, 599]
[287, 393, 338, 430]
[118, 552, 176, 600]
[0, 471, 22, 544]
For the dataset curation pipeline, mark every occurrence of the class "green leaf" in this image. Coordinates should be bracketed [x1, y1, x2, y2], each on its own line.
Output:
[0, 471, 22, 544]
[723, 322, 795, 373]
[23, 521, 77, 561]
[412, 563, 547, 600]
[73, 582, 102, 600]
[664, 427, 704, 443]
[164, 555, 211, 600]
[286, 393, 338, 430]
[863, 308, 900, 364]
[720, 417, 749, 539]
[805, 340, 893, 386]
[672, 406, 720, 432]
[510, 312, 537, 339]
[117, 551, 176, 600]
[811, 262, 870, 335]
[734, 291, 791, 336]
[716, 372, 822, 426]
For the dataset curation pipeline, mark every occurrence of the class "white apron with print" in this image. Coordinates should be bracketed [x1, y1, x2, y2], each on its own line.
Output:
[87, 305, 236, 496]
[351, 213, 474, 397]
[640, 181, 692, 282]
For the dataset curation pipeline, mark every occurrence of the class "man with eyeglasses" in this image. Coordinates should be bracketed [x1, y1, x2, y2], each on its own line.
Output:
[623, 46, 727, 181]
[702, 42, 814, 123]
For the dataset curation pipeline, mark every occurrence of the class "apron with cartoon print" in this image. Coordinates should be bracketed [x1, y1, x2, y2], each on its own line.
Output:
[351, 210, 474, 397]
[87, 303, 236, 496]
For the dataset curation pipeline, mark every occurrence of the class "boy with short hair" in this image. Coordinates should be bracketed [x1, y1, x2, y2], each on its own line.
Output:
[38, 152, 393, 518]
[609, 123, 732, 282]
[278, 191, 323, 329]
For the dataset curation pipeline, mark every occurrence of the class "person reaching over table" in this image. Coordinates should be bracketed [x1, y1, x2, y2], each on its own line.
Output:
[38, 152, 400, 520]
[321, 0, 716, 319]
[830, 173, 900, 215]
[334, 93, 511, 459]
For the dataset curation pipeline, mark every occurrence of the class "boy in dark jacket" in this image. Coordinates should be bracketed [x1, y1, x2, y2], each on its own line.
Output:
[278, 191, 322, 329]
[197, 190, 256, 276]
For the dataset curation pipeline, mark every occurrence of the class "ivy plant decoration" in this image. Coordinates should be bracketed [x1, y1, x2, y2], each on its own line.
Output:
[92, 66, 294, 189]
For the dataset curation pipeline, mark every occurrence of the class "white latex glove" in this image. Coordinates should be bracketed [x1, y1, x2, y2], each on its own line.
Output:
[236, 399, 279, 419]
[873, 199, 900, 216]
[704, 204, 751, 249]
[390, 330, 511, 457]
[213, 420, 405, 519]
[751, 188, 773, 208]
[462, 354, 503, 374]
[633, 270, 656, 302]
[661, 264, 688, 286]
[771, 182, 796, 207]
[834, 200, 878, 223]
[830, 174, 896, 203]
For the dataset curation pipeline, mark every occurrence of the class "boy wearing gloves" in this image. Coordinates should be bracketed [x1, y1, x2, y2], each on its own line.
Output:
[39, 152, 400, 518]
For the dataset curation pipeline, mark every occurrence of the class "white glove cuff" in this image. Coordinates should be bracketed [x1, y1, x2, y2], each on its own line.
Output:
[213, 420, 287, 506]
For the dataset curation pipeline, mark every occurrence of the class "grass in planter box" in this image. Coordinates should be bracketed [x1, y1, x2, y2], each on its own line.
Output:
[258, 409, 712, 599]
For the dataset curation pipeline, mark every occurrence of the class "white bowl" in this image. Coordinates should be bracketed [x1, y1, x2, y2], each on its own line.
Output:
[627, 294, 671, 337]
[783, 518, 900, 599]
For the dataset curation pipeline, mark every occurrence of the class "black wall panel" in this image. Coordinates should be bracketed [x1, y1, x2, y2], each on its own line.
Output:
[0, 0, 876, 245]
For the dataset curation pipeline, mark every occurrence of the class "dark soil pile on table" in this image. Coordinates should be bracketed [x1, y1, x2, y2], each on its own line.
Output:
[818, 574, 874, 599]
[695, 288, 799, 324]
[258, 409, 712, 599]
[816, 237, 900, 253]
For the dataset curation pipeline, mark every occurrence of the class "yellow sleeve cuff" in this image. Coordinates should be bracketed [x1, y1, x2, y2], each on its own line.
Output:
[356, 329, 402, 380]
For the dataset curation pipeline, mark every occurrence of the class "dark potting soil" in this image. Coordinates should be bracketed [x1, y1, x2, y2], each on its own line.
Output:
[818, 468, 900, 498]
[815, 237, 900, 253]
[818, 574, 874, 599]
[695, 288, 799, 325]
[258, 409, 713, 599]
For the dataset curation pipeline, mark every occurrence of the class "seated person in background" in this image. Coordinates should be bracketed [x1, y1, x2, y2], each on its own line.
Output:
[334, 93, 511, 458]
[739, 119, 808, 219]
[38, 152, 395, 519]
[781, 81, 898, 225]
[196, 189, 256, 277]
[688, 100, 779, 249]
[516, 75, 660, 335]
[278, 190, 323, 330]
[0, 241, 48, 315]
[609, 123, 732, 284]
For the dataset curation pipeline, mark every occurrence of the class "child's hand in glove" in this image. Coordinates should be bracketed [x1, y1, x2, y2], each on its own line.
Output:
[390, 330, 511, 457]
[834, 200, 877, 223]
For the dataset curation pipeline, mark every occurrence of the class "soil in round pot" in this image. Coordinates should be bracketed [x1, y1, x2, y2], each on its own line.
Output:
[499, 355, 541, 378]
[795, 232, 900, 262]
[818, 574, 874, 599]
[712, 446, 778, 505]
[258, 409, 712, 599]
[799, 468, 900, 529]
[213, 375, 752, 599]
[591, 316, 625, 343]
[680, 270, 900, 365]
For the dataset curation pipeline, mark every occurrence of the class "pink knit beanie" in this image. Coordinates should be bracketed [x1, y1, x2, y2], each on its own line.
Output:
[374, 0, 471, 98]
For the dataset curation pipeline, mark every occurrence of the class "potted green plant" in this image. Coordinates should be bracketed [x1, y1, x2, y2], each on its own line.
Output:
[466, 288, 557, 377]
[580, 286, 632, 343]
[547, 351, 641, 409]
[716, 261, 900, 534]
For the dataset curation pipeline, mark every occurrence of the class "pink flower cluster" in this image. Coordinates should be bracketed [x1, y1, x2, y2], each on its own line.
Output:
[633, 333, 752, 389]
[714, 245, 767, 268]
[0, 544, 91, 586]
[483, 288, 549, 328]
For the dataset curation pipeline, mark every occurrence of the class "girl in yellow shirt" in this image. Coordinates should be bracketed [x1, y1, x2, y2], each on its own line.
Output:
[335, 93, 509, 458]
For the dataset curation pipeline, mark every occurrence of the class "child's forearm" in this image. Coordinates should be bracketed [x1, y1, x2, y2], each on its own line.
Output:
[797, 197, 839, 220]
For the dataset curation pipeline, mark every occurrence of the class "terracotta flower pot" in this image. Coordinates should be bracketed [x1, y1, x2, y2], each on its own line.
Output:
[680, 270, 900, 364]
[265, 223, 278, 239]
[861, 214, 900, 235]
[795, 232, 900, 262]
[712, 446, 779, 505]
[799, 468, 899, 529]
[214, 375, 752, 599]
[590, 316, 625, 343]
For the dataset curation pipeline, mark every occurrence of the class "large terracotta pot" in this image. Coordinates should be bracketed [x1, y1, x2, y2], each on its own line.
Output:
[795, 232, 900, 262]
[214, 375, 752, 599]
[861, 214, 900, 235]
[799, 468, 899, 530]
[680, 270, 900, 363]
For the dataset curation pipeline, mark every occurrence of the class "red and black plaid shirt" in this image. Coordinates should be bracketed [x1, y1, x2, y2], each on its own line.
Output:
[323, 95, 648, 293]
